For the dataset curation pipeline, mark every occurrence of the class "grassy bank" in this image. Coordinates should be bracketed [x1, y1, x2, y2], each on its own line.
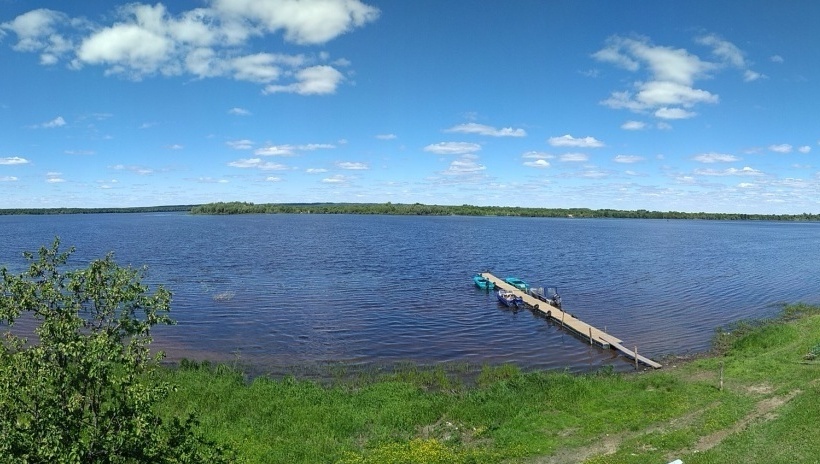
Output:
[155, 304, 820, 463]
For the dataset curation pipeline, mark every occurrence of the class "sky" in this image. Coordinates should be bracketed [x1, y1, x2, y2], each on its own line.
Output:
[1, 0, 819, 214]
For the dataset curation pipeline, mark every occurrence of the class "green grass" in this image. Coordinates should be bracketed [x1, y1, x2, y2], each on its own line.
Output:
[154, 304, 820, 463]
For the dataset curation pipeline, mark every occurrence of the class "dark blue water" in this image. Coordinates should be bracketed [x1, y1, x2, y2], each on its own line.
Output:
[1, 213, 818, 372]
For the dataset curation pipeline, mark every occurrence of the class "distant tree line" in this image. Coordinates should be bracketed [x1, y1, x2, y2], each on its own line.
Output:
[189, 201, 820, 221]
[0, 205, 195, 215]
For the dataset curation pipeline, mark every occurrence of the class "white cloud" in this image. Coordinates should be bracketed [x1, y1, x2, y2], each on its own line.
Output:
[654, 107, 696, 119]
[228, 107, 251, 116]
[621, 120, 646, 130]
[212, 0, 379, 45]
[255, 143, 334, 156]
[255, 145, 296, 156]
[39, 116, 66, 128]
[45, 172, 65, 183]
[769, 144, 793, 153]
[64, 150, 95, 155]
[694, 166, 762, 176]
[423, 142, 481, 155]
[693, 152, 739, 163]
[0, 176, 19, 182]
[613, 155, 644, 163]
[798, 145, 811, 153]
[322, 174, 349, 183]
[227, 139, 254, 150]
[4, 1, 377, 94]
[560, 153, 588, 162]
[228, 158, 288, 170]
[548, 134, 604, 148]
[305, 168, 328, 173]
[445, 122, 526, 137]
[265, 176, 281, 182]
[0, 156, 30, 165]
[110, 164, 154, 175]
[523, 159, 550, 168]
[442, 154, 485, 175]
[594, 35, 728, 118]
[770, 55, 784, 63]
[166, 144, 183, 150]
[264, 65, 344, 95]
[375, 133, 396, 140]
[337, 161, 368, 170]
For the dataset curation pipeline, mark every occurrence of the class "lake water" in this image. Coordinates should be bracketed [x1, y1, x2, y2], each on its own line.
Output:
[1, 213, 818, 374]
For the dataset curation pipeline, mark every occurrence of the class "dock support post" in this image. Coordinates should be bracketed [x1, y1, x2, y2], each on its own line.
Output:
[561, 312, 565, 328]
[589, 327, 593, 345]
[634, 346, 639, 370]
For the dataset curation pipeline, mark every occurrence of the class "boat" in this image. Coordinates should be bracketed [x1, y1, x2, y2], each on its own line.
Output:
[473, 274, 495, 290]
[496, 289, 523, 307]
[529, 286, 562, 309]
[503, 277, 530, 291]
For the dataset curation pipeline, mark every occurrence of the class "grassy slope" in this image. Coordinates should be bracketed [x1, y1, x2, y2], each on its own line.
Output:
[155, 305, 820, 463]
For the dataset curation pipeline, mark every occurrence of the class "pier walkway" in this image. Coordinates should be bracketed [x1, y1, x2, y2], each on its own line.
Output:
[481, 272, 662, 369]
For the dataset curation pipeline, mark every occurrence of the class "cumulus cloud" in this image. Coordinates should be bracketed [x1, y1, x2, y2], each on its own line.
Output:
[46, 172, 65, 183]
[693, 152, 739, 163]
[613, 155, 644, 163]
[0, 156, 30, 165]
[522, 152, 553, 168]
[694, 166, 762, 176]
[254, 143, 334, 156]
[654, 107, 696, 119]
[227, 158, 288, 170]
[0, 176, 19, 182]
[424, 142, 481, 155]
[263, 65, 344, 95]
[37, 116, 66, 128]
[770, 55, 784, 63]
[322, 174, 350, 184]
[621, 120, 646, 130]
[337, 161, 368, 170]
[441, 154, 485, 175]
[548, 134, 604, 148]
[305, 168, 328, 173]
[798, 145, 811, 153]
[593, 35, 747, 119]
[375, 133, 396, 140]
[228, 107, 251, 115]
[445, 122, 526, 137]
[2, 1, 378, 94]
[559, 153, 588, 162]
[227, 139, 254, 150]
[769, 144, 793, 153]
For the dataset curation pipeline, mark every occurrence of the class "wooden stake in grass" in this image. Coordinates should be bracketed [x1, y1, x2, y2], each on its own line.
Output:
[719, 361, 724, 391]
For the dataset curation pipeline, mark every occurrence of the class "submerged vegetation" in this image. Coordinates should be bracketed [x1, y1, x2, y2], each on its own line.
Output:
[191, 201, 820, 221]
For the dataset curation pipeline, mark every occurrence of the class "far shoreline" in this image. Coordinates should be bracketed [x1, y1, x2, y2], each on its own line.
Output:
[2, 201, 819, 222]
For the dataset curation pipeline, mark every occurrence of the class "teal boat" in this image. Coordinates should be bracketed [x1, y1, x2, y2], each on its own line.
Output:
[503, 277, 529, 291]
[473, 274, 495, 290]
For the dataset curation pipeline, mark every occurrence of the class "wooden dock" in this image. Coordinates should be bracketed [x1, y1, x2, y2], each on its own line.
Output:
[480, 272, 662, 369]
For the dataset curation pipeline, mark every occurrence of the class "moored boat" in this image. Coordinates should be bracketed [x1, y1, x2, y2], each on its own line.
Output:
[496, 289, 523, 307]
[503, 277, 530, 291]
[473, 274, 495, 290]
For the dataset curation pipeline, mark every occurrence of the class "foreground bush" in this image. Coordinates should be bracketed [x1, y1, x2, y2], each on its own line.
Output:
[0, 239, 232, 463]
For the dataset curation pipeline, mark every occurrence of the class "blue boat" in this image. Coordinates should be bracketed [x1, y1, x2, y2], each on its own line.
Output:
[496, 289, 523, 307]
[473, 274, 495, 290]
[503, 277, 530, 291]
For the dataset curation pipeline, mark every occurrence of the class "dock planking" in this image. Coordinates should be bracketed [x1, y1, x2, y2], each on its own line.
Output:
[480, 272, 662, 369]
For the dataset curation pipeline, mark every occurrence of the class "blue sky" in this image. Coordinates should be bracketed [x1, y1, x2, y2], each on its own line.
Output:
[1, 1, 818, 213]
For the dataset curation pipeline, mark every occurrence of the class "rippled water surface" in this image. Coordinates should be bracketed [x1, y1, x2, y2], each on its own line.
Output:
[1, 213, 818, 372]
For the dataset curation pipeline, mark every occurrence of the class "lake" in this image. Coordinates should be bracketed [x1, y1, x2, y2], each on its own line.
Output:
[1, 213, 818, 374]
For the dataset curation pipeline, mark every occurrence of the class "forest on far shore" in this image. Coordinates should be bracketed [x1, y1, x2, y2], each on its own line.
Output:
[188, 201, 820, 221]
[1, 201, 819, 221]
